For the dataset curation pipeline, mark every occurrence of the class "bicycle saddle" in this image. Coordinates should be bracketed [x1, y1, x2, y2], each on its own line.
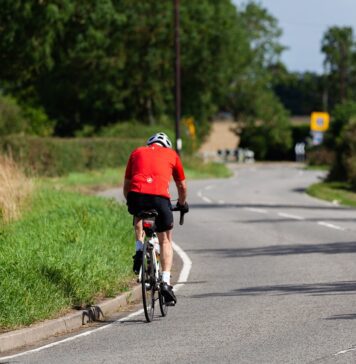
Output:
[137, 209, 158, 219]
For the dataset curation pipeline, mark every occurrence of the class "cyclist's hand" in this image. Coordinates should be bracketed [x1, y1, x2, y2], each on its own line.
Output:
[177, 201, 189, 213]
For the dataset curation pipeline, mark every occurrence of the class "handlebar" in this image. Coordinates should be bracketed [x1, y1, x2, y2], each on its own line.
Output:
[171, 206, 187, 225]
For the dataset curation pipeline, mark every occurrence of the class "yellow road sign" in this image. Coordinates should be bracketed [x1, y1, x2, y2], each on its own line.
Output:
[310, 112, 330, 132]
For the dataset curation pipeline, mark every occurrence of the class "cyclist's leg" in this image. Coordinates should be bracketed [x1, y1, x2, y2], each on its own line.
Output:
[133, 217, 144, 244]
[157, 230, 173, 276]
[127, 192, 148, 273]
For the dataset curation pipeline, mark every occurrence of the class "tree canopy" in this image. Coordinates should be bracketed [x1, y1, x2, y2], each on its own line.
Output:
[0, 0, 287, 138]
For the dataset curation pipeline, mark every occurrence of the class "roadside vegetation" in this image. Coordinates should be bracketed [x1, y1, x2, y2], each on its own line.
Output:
[307, 182, 356, 207]
[0, 156, 33, 223]
[0, 176, 133, 330]
[1, 0, 355, 332]
[0, 155, 230, 331]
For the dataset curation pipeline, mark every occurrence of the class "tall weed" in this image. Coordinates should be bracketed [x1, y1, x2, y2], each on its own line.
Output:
[0, 155, 33, 223]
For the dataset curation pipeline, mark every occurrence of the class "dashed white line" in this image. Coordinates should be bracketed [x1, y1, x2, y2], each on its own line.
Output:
[244, 207, 268, 214]
[205, 185, 214, 190]
[218, 200, 225, 204]
[202, 196, 212, 203]
[277, 212, 304, 220]
[318, 221, 345, 231]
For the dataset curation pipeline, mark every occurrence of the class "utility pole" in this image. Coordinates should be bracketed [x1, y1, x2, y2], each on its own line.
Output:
[174, 0, 182, 154]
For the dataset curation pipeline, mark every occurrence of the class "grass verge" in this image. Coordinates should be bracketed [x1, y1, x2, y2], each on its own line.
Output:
[0, 157, 231, 331]
[183, 157, 232, 179]
[307, 181, 356, 207]
[40, 157, 232, 192]
[0, 187, 133, 331]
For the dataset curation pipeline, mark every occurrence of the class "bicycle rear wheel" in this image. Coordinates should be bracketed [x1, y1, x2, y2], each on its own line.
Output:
[141, 243, 155, 322]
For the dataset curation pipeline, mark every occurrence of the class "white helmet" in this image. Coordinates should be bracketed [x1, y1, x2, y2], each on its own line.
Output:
[146, 132, 172, 148]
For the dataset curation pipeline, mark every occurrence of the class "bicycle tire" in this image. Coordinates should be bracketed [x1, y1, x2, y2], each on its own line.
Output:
[157, 259, 168, 317]
[158, 290, 168, 317]
[141, 243, 155, 322]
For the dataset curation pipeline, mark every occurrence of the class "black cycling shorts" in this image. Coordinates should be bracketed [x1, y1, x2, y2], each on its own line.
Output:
[127, 192, 173, 233]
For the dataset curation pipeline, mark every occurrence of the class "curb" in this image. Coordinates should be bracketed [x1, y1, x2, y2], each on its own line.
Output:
[0, 285, 141, 354]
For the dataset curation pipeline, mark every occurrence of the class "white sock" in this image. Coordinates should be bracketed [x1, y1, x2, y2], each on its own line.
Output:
[136, 240, 143, 251]
[162, 271, 171, 285]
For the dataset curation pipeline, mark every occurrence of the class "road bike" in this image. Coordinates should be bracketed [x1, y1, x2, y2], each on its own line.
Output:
[138, 206, 186, 322]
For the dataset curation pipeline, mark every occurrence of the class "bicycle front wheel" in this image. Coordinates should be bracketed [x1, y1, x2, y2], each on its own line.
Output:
[141, 243, 155, 322]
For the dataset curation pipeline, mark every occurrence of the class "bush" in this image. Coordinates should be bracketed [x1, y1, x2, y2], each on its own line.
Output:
[239, 92, 292, 160]
[328, 101, 356, 187]
[22, 105, 55, 136]
[0, 95, 26, 135]
[0, 136, 144, 176]
[347, 156, 356, 189]
[340, 119, 356, 189]
[306, 146, 335, 166]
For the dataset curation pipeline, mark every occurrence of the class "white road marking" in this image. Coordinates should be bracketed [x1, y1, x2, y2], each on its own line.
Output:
[0, 242, 192, 361]
[277, 212, 304, 220]
[318, 221, 345, 231]
[335, 346, 356, 355]
[202, 196, 212, 203]
[205, 185, 214, 190]
[218, 200, 225, 204]
[197, 190, 203, 198]
[172, 241, 192, 290]
[244, 207, 268, 214]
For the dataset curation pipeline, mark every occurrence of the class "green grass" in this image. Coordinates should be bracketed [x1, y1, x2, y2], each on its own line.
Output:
[0, 187, 134, 330]
[0, 156, 231, 330]
[183, 157, 232, 179]
[304, 164, 330, 171]
[307, 181, 356, 207]
[40, 157, 232, 192]
[40, 167, 126, 193]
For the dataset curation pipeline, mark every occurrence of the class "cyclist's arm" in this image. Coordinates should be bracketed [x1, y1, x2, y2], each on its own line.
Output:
[123, 178, 131, 200]
[175, 179, 187, 205]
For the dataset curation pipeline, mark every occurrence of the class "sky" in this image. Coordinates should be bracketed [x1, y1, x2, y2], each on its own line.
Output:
[233, 0, 356, 74]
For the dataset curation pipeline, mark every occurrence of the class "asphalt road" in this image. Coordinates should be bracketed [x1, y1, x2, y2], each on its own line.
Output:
[3, 163, 356, 363]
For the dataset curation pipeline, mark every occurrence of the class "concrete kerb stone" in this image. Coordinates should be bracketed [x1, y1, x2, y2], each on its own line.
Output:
[0, 284, 142, 354]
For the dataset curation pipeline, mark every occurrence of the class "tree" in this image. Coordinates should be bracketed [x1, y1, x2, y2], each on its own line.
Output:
[321, 26, 356, 108]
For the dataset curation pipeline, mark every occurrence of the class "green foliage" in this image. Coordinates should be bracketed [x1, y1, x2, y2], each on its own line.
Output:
[22, 105, 55, 136]
[98, 121, 173, 140]
[0, 136, 143, 176]
[321, 26, 356, 108]
[182, 156, 232, 179]
[273, 70, 325, 116]
[0, 187, 133, 329]
[239, 92, 292, 160]
[327, 101, 356, 188]
[0, 95, 26, 135]
[338, 119, 356, 189]
[307, 181, 356, 207]
[0, 0, 287, 146]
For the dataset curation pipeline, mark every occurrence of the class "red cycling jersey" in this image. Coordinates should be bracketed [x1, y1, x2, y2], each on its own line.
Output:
[124, 144, 185, 199]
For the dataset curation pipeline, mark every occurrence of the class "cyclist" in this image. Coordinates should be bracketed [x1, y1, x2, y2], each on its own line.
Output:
[123, 132, 188, 305]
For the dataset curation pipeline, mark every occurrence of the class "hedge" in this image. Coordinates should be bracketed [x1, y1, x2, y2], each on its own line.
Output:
[0, 136, 144, 176]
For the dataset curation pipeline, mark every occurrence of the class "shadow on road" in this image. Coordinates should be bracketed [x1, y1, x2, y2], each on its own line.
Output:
[190, 281, 356, 298]
[186, 241, 356, 258]
[325, 313, 356, 320]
